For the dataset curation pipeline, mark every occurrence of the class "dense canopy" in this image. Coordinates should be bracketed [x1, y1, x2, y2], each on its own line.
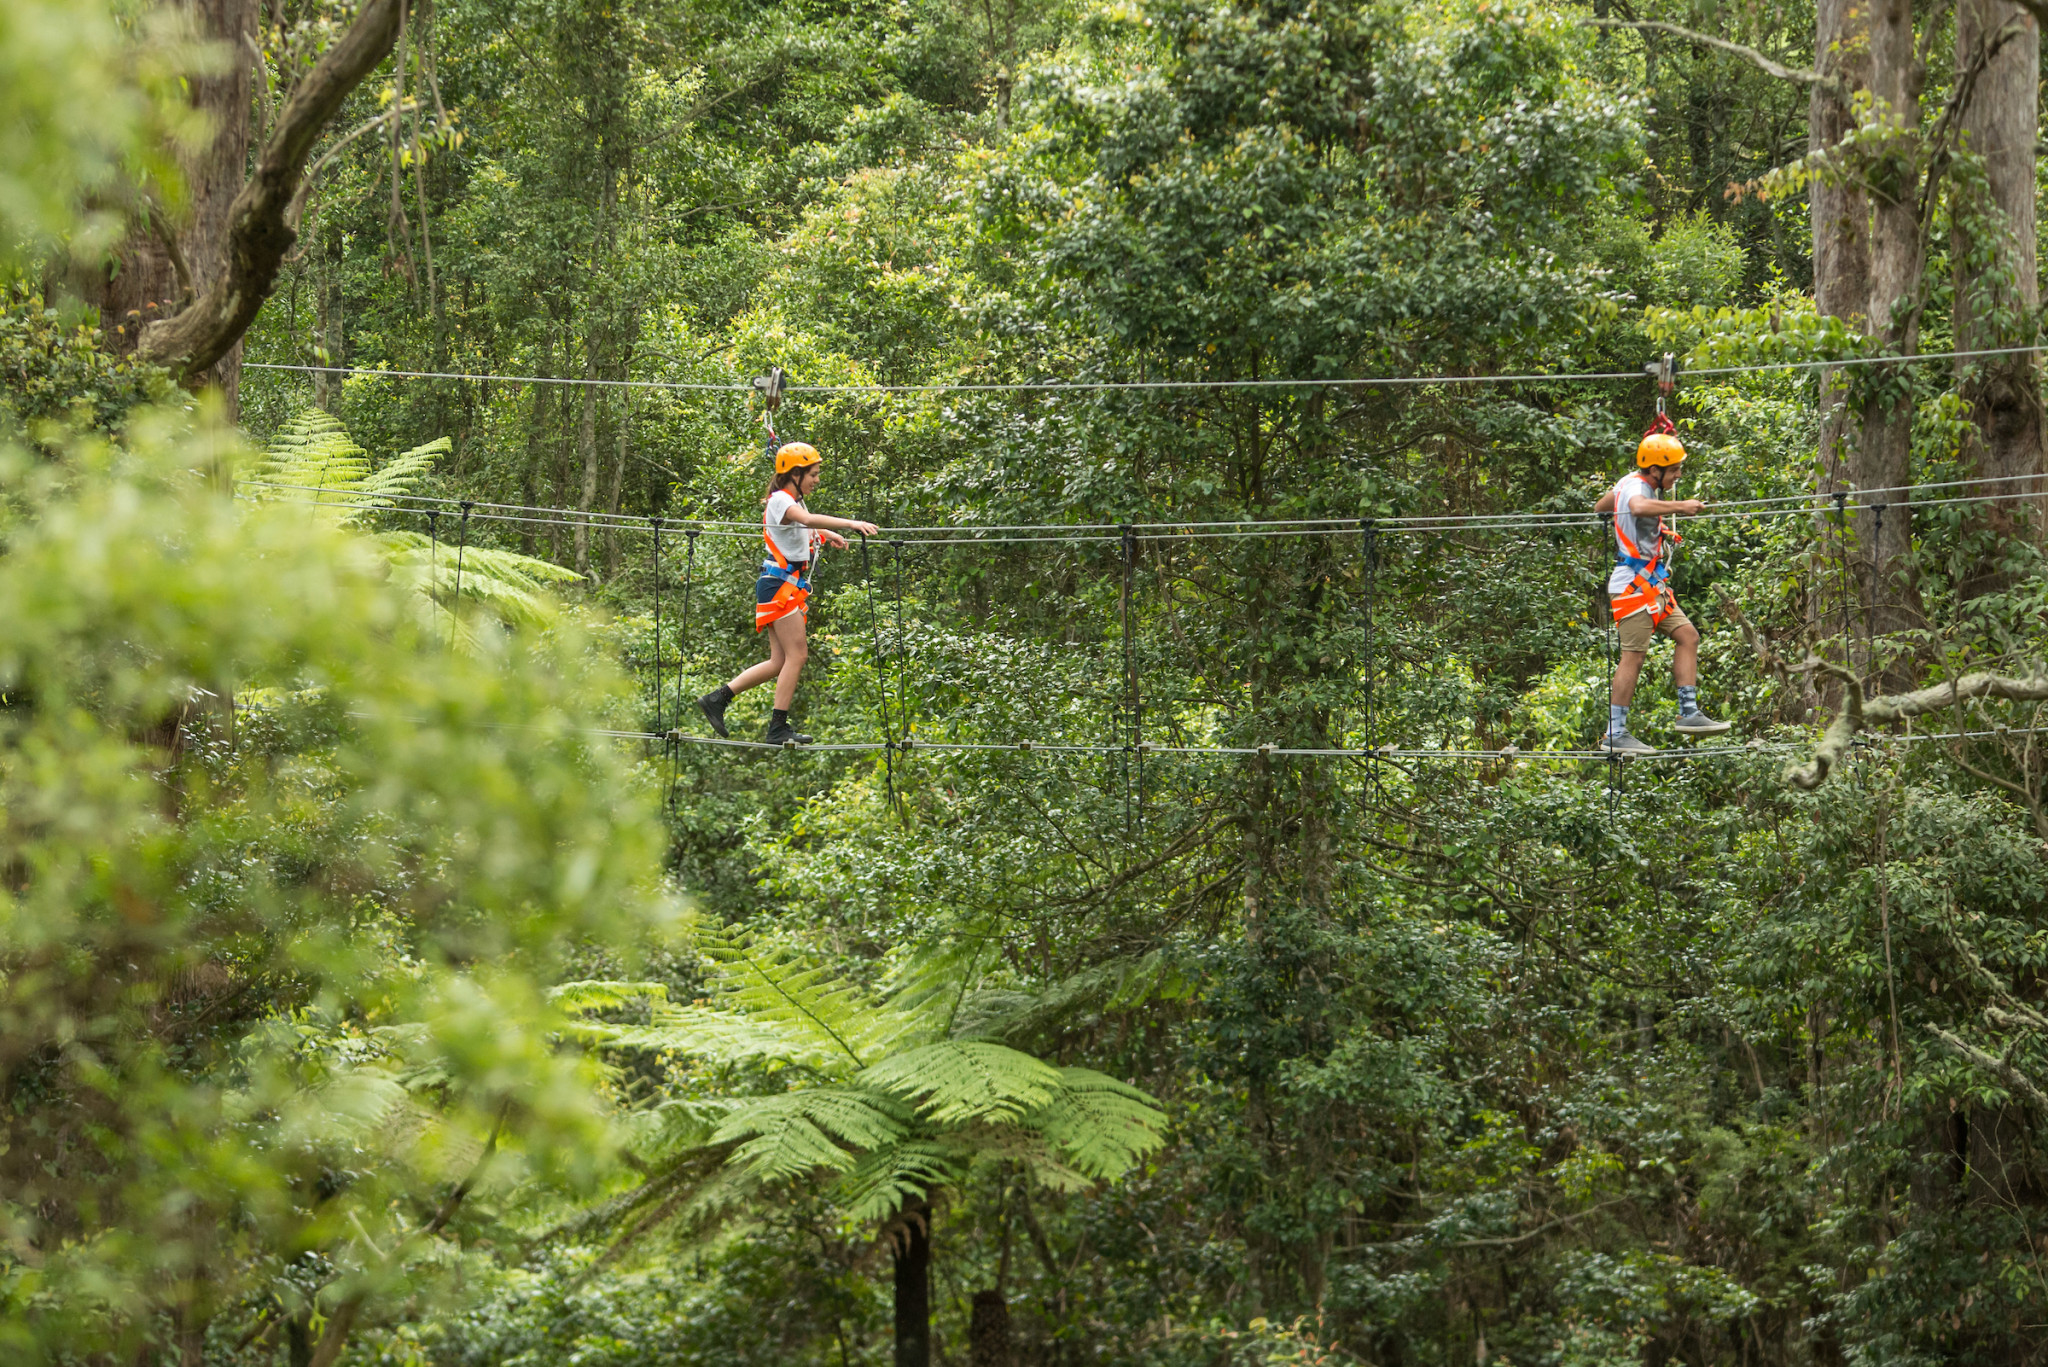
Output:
[8, 0, 2048, 1363]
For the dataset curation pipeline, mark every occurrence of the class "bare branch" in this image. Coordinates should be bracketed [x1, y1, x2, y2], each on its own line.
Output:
[1784, 660, 2048, 788]
[1581, 19, 1836, 93]
[1931, 1027, 2048, 1110]
[139, 0, 411, 379]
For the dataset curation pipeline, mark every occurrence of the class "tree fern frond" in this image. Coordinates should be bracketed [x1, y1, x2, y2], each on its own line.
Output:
[571, 1005, 840, 1070]
[248, 412, 449, 528]
[357, 438, 447, 505]
[957, 951, 1194, 1045]
[858, 1042, 1064, 1125]
[270, 1068, 412, 1150]
[615, 1098, 732, 1161]
[1027, 1067, 1169, 1181]
[699, 928, 919, 1070]
[836, 1140, 967, 1224]
[947, 989, 1039, 1041]
[378, 534, 582, 631]
[550, 980, 671, 1013]
[710, 1088, 911, 1182]
[883, 936, 989, 1033]
[250, 410, 579, 637]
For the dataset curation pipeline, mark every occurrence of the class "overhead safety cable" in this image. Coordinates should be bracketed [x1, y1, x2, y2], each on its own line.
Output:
[245, 343, 2048, 395]
[248, 469, 2048, 548]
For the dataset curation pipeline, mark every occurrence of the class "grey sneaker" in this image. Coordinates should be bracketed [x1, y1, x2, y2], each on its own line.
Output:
[1671, 710, 1732, 736]
[1599, 731, 1658, 756]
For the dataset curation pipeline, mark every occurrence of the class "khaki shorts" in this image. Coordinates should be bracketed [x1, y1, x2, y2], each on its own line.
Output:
[1613, 596, 1692, 652]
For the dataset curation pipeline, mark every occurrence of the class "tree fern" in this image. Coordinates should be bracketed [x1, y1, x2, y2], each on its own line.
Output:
[245, 408, 581, 634]
[556, 924, 1170, 1261]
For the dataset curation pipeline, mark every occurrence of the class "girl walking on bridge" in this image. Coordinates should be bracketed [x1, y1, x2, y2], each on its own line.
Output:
[698, 441, 878, 746]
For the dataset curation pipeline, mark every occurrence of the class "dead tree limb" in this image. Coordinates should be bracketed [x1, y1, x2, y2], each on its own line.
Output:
[1580, 19, 1838, 94]
[139, 0, 409, 380]
[1785, 658, 2048, 788]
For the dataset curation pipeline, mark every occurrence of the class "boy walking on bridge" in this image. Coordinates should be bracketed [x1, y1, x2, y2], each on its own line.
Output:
[1596, 428, 1731, 754]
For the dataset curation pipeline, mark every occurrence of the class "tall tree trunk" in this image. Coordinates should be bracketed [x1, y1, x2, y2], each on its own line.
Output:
[313, 221, 345, 411]
[522, 339, 554, 557]
[1954, 0, 2043, 595]
[1810, 0, 1872, 504]
[604, 394, 629, 580]
[1811, 0, 1925, 683]
[99, 0, 259, 414]
[893, 1202, 932, 1367]
[1853, 0, 1923, 662]
[575, 338, 600, 578]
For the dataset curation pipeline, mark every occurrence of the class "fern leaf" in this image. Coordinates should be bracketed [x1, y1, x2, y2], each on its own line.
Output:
[1027, 1067, 1168, 1181]
[357, 438, 448, 504]
[710, 1088, 911, 1182]
[955, 951, 1192, 1044]
[699, 928, 920, 1070]
[836, 1140, 966, 1223]
[858, 1042, 1063, 1125]
[550, 980, 671, 1013]
[378, 534, 582, 631]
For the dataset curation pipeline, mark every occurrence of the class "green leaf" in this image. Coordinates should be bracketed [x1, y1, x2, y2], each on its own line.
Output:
[711, 1088, 912, 1182]
[858, 1041, 1064, 1125]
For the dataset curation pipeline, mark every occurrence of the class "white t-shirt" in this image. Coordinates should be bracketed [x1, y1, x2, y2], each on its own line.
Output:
[1606, 472, 1667, 595]
[764, 490, 818, 565]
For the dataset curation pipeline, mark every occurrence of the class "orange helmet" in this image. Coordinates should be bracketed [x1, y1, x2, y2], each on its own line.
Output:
[774, 441, 820, 474]
[1637, 432, 1685, 468]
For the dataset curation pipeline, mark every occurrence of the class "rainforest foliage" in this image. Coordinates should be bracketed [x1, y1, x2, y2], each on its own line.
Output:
[9, 0, 2048, 1363]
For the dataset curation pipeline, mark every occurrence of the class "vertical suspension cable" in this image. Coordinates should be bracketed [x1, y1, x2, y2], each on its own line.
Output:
[425, 510, 441, 640]
[649, 517, 664, 735]
[451, 501, 473, 650]
[1867, 501, 1886, 677]
[680, 529, 698, 732]
[1121, 524, 1140, 839]
[1843, 485, 1859, 668]
[1601, 508, 1618, 819]
[860, 534, 903, 824]
[1359, 517, 1379, 803]
[891, 542, 910, 744]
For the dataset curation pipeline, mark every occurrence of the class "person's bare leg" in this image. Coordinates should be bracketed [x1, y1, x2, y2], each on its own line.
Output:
[770, 613, 808, 709]
[1671, 623, 1699, 687]
[729, 630, 787, 695]
[1611, 650, 1648, 706]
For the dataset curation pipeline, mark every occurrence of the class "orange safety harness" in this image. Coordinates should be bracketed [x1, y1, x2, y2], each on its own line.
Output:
[1611, 412, 1683, 625]
[756, 504, 816, 631]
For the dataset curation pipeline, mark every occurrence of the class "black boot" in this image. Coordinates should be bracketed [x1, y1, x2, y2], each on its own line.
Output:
[765, 709, 813, 747]
[697, 684, 733, 737]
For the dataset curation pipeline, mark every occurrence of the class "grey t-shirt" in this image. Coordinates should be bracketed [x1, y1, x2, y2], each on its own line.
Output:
[1606, 473, 1665, 595]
